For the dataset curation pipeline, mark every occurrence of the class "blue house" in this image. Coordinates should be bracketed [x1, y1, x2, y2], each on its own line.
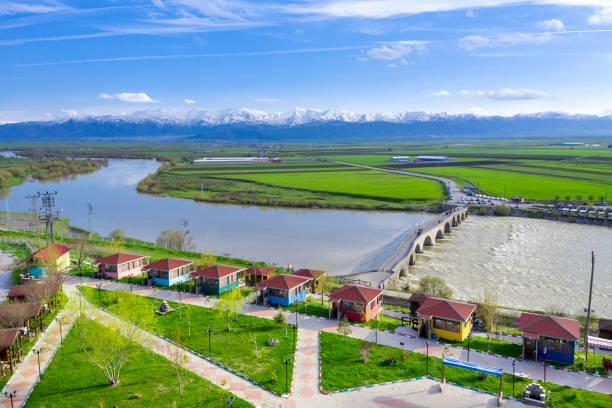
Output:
[256, 274, 311, 306]
[519, 312, 580, 365]
[144, 258, 194, 287]
[191, 264, 244, 295]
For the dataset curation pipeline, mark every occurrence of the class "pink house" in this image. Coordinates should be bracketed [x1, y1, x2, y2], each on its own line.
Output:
[93, 253, 149, 279]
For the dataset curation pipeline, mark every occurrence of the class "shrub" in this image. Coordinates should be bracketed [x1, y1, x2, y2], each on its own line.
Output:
[493, 205, 511, 216]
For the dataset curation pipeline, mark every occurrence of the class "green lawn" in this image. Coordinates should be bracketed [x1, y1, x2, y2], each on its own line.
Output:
[437, 335, 522, 359]
[276, 297, 332, 318]
[80, 286, 295, 394]
[26, 318, 252, 408]
[320, 332, 612, 408]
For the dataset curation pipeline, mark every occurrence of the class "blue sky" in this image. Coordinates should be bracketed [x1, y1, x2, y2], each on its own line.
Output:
[2, 0, 612, 122]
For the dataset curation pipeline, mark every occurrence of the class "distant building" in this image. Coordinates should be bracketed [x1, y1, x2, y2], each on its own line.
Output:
[510, 196, 525, 203]
[414, 155, 450, 162]
[190, 264, 243, 295]
[143, 258, 194, 287]
[192, 157, 269, 165]
[19, 243, 71, 279]
[93, 253, 149, 280]
[390, 156, 412, 162]
[255, 274, 311, 306]
[329, 285, 383, 322]
[549, 142, 585, 146]
[417, 297, 475, 342]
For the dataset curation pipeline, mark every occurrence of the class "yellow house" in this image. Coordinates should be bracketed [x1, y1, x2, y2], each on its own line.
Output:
[24, 243, 72, 278]
[417, 296, 475, 342]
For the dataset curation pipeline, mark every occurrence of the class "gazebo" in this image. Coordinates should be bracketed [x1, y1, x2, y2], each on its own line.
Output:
[293, 269, 325, 292]
[243, 265, 276, 286]
[0, 329, 23, 375]
[329, 285, 383, 322]
[519, 312, 579, 364]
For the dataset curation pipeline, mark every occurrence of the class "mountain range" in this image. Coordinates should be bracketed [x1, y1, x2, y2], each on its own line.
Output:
[1, 108, 611, 141]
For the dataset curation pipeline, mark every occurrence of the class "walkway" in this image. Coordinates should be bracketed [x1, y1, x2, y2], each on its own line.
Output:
[0, 307, 76, 408]
[75, 277, 612, 396]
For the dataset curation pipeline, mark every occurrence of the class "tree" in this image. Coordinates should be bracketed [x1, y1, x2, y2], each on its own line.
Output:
[360, 342, 371, 363]
[337, 317, 352, 344]
[0, 304, 35, 328]
[575, 195, 583, 202]
[418, 276, 453, 298]
[492, 205, 511, 216]
[599, 196, 606, 204]
[318, 275, 335, 308]
[476, 286, 498, 344]
[109, 228, 126, 243]
[565, 195, 571, 202]
[273, 311, 287, 337]
[200, 251, 215, 267]
[166, 328, 188, 395]
[588, 195, 594, 202]
[76, 291, 156, 386]
[73, 234, 92, 277]
[215, 288, 242, 332]
[156, 229, 195, 251]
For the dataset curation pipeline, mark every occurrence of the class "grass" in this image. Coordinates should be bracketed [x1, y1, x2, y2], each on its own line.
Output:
[320, 331, 612, 408]
[437, 335, 523, 359]
[80, 286, 296, 394]
[548, 350, 608, 376]
[26, 318, 253, 408]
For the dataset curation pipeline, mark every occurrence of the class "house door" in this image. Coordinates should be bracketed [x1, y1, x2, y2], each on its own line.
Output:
[524, 337, 537, 360]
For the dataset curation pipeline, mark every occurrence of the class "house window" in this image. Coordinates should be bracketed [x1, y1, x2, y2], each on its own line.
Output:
[433, 318, 460, 333]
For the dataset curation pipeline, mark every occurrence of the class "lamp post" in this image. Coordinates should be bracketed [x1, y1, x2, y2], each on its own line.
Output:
[205, 328, 213, 358]
[512, 359, 516, 397]
[34, 348, 44, 380]
[56, 317, 63, 343]
[543, 347, 547, 382]
[3, 391, 16, 408]
[467, 332, 472, 362]
[426, 340, 430, 376]
[281, 357, 292, 395]
[96, 282, 102, 305]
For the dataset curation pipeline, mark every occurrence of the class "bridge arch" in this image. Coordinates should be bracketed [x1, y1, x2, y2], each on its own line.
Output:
[444, 222, 451, 233]
[461, 212, 465, 220]
[424, 236, 434, 247]
[415, 244, 423, 254]
[409, 254, 415, 265]
[452, 217, 457, 227]
[436, 229, 444, 240]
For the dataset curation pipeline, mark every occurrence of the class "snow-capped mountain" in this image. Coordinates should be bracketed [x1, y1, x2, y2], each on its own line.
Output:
[1, 108, 611, 141]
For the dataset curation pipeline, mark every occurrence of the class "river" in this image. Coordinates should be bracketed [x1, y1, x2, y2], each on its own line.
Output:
[1, 159, 432, 274]
[404, 216, 612, 317]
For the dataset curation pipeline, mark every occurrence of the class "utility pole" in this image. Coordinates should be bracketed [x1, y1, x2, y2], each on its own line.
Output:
[584, 251, 595, 365]
[39, 191, 59, 243]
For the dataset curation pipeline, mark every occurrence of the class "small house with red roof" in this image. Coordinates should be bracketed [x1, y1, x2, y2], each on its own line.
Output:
[21, 242, 71, 278]
[256, 274, 311, 306]
[92, 253, 149, 280]
[294, 269, 325, 292]
[0, 329, 23, 374]
[243, 265, 276, 286]
[143, 258, 194, 287]
[329, 285, 383, 322]
[191, 265, 244, 295]
[519, 312, 580, 364]
[417, 297, 475, 342]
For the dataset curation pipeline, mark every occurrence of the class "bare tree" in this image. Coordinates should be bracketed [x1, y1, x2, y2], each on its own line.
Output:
[166, 328, 189, 395]
[318, 275, 335, 308]
[156, 229, 195, 251]
[215, 288, 242, 332]
[76, 291, 156, 386]
[360, 342, 371, 363]
[337, 317, 352, 344]
[0, 304, 37, 328]
[73, 234, 93, 277]
[476, 285, 498, 346]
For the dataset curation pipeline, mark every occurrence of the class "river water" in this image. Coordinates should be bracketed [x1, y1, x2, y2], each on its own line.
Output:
[405, 216, 612, 317]
[1, 159, 432, 274]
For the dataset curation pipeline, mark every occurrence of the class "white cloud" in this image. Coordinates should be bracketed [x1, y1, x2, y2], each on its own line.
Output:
[460, 90, 470, 95]
[61, 108, 78, 117]
[253, 97, 280, 102]
[184, 98, 196, 104]
[99, 92, 158, 103]
[430, 90, 450, 96]
[0, 2, 69, 16]
[469, 107, 488, 116]
[537, 18, 565, 31]
[588, 8, 612, 25]
[366, 41, 426, 62]
[458, 32, 552, 50]
[356, 56, 368, 62]
[465, 9, 475, 18]
[486, 88, 546, 100]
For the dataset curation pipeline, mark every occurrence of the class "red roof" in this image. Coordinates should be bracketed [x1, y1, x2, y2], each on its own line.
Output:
[32, 243, 71, 261]
[8, 283, 60, 299]
[417, 296, 475, 322]
[329, 285, 383, 304]
[519, 312, 580, 341]
[191, 265, 242, 279]
[0, 303, 42, 321]
[294, 269, 325, 279]
[256, 274, 310, 290]
[0, 330, 20, 347]
[144, 258, 193, 271]
[244, 265, 276, 277]
[93, 253, 146, 266]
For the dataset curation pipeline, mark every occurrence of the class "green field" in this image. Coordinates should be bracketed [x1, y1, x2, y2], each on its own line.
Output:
[320, 332, 612, 408]
[26, 318, 252, 408]
[80, 287, 296, 395]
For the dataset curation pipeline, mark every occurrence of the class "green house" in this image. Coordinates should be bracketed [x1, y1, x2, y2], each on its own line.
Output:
[191, 265, 244, 295]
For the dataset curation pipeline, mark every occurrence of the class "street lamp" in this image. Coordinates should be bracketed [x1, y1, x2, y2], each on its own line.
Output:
[205, 328, 214, 358]
[281, 357, 292, 395]
[55, 317, 63, 343]
[34, 348, 44, 380]
[3, 390, 16, 408]
[96, 282, 103, 305]
[512, 359, 516, 397]
[467, 332, 472, 362]
[543, 347, 548, 382]
[425, 340, 430, 376]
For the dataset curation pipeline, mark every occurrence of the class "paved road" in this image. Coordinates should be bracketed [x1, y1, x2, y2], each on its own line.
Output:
[0, 251, 15, 304]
